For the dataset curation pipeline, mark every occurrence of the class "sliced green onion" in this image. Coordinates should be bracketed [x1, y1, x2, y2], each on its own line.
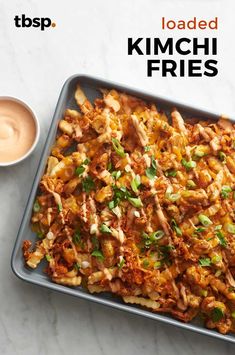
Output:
[181, 158, 196, 171]
[194, 147, 205, 158]
[195, 227, 206, 233]
[58, 203, 63, 212]
[154, 261, 162, 269]
[128, 197, 143, 208]
[171, 219, 182, 236]
[82, 176, 95, 193]
[75, 165, 85, 176]
[83, 158, 90, 165]
[211, 307, 224, 322]
[151, 156, 157, 169]
[165, 169, 177, 177]
[146, 156, 157, 179]
[107, 161, 112, 171]
[200, 289, 208, 297]
[36, 232, 44, 239]
[112, 138, 126, 158]
[151, 230, 165, 240]
[198, 214, 212, 227]
[226, 223, 235, 234]
[118, 258, 125, 269]
[131, 175, 141, 193]
[167, 193, 180, 202]
[216, 230, 227, 248]
[144, 146, 151, 152]
[211, 255, 222, 264]
[199, 257, 211, 267]
[45, 254, 51, 261]
[100, 223, 111, 234]
[91, 236, 100, 250]
[221, 185, 232, 199]
[142, 259, 149, 268]
[74, 262, 81, 271]
[111, 170, 121, 180]
[218, 151, 226, 162]
[186, 180, 196, 189]
[91, 250, 104, 260]
[215, 270, 222, 277]
[33, 200, 40, 213]
[215, 225, 222, 230]
[73, 230, 81, 245]
[146, 167, 156, 179]
[108, 200, 115, 209]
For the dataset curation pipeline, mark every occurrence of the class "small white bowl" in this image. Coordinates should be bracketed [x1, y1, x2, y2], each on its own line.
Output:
[0, 96, 40, 167]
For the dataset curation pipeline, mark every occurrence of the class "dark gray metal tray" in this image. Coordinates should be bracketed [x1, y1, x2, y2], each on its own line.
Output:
[11, 74, 235, 343]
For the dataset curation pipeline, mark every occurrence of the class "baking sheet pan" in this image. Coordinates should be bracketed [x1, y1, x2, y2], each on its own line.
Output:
[11, 74, 235, 343]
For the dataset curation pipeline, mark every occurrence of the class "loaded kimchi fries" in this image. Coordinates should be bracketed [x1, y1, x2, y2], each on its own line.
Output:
[23, 86, 235, 334]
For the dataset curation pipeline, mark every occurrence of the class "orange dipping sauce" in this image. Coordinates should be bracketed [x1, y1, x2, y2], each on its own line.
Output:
[0, 98, 37, 163]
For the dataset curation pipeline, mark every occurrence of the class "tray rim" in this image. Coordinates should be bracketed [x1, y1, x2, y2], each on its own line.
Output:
[11, 73, 235, 344]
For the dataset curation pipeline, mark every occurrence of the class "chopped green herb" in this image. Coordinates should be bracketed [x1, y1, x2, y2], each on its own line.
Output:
[211, 307, 224, 322]
[111, 170, 121, 180]
[100, 223, 111, 234]
[198, 214, 212, 227]
[112, 138, 126, 158]
[73, 230, 81, 245]
[91, 250, 104, 260]
[45, 254, 51, 261]
[33, 200, 40, 213]
[221, 185, 232, 199]
[131, 175, 141, 193]
[75, 165, 85, 176]
[144, 146, 151, 152]
[128, 197, 143, 208]
[218, 151, 226, 162]
[199, 257, 211, 267]
[226, 223, 235, 234]
[118, 258, 125, 269]
[165, 169, 177, 177]
[171, 219, 182, 236]
[82, 176, 95, 193]
[181, 158, 196, 171]
[228, 286, 235, 292]
[58, 203, 63, 212]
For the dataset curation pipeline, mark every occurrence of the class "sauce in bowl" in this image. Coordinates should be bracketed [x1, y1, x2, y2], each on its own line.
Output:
[0, 98, 39, 165]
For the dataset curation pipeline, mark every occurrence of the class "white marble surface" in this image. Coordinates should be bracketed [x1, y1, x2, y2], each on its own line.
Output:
[0, 0, 235, 353]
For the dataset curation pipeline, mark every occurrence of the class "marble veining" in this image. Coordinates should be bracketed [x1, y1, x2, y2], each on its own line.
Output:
[0, 0, 235, 353]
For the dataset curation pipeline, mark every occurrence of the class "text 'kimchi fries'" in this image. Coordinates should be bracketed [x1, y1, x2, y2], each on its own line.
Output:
[23, 86, 235, 334]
